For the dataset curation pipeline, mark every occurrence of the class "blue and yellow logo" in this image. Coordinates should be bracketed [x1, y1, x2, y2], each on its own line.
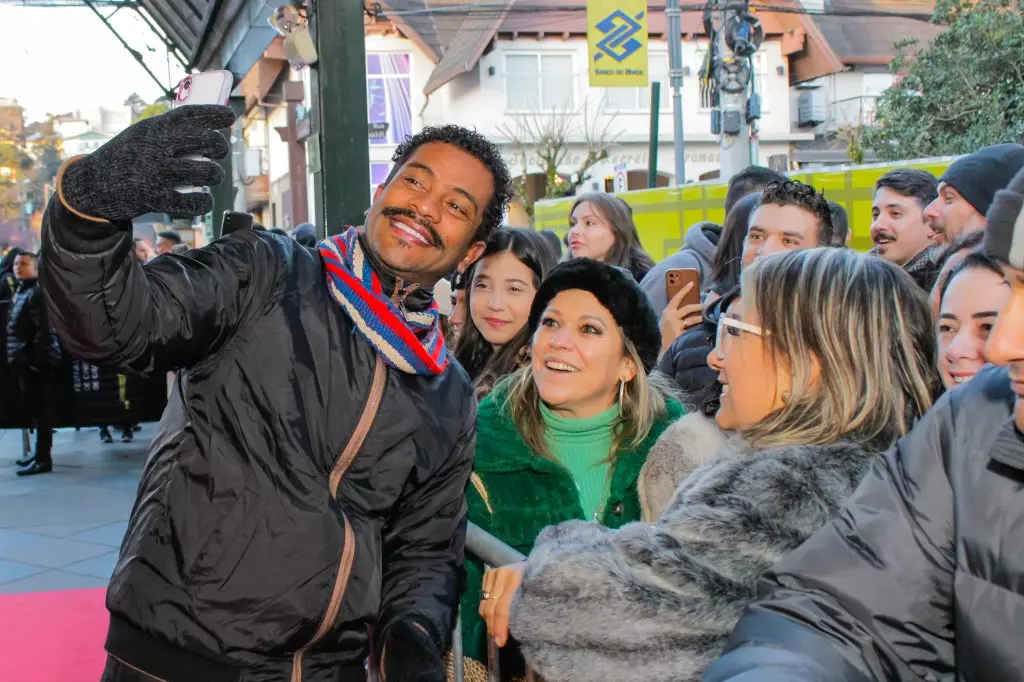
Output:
[587, 0, 649, 86]
[594, 10, 645, 63]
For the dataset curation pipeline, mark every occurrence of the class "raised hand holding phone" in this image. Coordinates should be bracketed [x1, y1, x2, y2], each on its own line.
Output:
[171, 71, 233, 194]
[660, 269, 704, 355]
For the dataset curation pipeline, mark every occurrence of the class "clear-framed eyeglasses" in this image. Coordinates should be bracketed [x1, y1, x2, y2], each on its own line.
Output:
[713, 316, 767, 357]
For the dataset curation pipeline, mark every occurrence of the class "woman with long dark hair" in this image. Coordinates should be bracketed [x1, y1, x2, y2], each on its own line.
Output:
[566, 193, 655, 281]
[454, 228, 558, 399]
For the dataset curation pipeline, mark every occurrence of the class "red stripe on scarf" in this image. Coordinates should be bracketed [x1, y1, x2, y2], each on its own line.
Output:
[322, 259, 444, 372]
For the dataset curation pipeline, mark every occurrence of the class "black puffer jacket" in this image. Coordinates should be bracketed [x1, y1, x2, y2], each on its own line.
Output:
[704, 366, 1024, 682]
[656, 290, 734, 416]
[41, 198, 476, 682]
[6, 279, 58, 371]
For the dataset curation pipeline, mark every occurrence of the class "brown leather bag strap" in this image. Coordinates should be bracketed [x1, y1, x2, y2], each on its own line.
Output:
[330, 356, 387, 499]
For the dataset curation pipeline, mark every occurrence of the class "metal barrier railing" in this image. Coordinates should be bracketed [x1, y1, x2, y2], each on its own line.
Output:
[451, 522, 532, 682]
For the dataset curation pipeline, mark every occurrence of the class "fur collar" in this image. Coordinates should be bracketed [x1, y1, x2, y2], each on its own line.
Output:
[638, 413, 742, 522]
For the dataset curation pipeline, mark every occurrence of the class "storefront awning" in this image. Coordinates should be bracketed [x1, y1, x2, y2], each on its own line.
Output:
[140, 0, 277, 80]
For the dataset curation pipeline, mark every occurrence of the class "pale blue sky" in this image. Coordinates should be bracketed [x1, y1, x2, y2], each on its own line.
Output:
[1, 5, 186, 123]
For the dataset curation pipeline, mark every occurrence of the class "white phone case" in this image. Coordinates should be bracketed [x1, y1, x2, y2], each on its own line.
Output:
[172, 71, 233, 194]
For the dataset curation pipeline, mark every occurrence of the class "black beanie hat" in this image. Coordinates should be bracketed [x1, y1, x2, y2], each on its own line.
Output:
[984, 166, 1024, 269]
[528, 258, 660, 373]
[940, 143, 1024, 216]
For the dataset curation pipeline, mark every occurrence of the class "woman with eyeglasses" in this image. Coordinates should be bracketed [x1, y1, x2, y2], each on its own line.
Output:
[478, 248, 941, 682]
[457, 259, 684, 679]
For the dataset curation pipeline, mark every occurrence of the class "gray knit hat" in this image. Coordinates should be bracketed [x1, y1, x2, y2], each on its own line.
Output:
[984, 166, 1024, 269]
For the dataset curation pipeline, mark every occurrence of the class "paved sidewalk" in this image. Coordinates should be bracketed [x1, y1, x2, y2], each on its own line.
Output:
[0, 425, 150, 594]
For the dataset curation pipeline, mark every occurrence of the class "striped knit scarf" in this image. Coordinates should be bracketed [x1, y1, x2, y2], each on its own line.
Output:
[319, 227, 448, 376]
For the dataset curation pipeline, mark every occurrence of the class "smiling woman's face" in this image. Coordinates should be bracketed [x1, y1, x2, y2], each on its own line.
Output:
[469, 250, 537, 348]
[706, 297, 791, 431]
[938, 266, 1009, 389]
[531, 289, 636, 419]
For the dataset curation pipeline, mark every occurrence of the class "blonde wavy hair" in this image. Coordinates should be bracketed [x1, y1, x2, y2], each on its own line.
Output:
[501, 335, 677, 462]
[740, 248, 940, 450]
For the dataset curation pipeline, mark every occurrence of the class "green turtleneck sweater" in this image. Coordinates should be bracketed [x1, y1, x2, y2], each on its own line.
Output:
[539, 402, 618, 520]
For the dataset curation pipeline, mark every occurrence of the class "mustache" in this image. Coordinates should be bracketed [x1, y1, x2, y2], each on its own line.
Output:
[871, 228, 895, 242]
[381, 207, 443, 248]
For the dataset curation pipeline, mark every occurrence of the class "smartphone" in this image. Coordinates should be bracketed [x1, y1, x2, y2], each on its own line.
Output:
[172, 71, 233, 109]
[221, 211, 254, 235]
[172, 71, 233, 195]
[665, 268, 701, 309]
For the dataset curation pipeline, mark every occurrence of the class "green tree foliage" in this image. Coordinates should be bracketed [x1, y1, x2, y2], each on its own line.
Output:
[863, 0, 1024, 160]
[137, 99, 171, 122]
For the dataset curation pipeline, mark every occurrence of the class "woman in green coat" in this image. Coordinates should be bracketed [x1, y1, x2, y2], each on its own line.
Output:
[457, 259, 684, 679]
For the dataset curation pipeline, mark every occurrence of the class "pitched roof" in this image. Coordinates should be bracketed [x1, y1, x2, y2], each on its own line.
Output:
[813, 9, 943, 64]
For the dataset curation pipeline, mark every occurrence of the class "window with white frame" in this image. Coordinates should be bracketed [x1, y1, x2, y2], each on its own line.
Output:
[752, 52, 770, 113]
[505, 54, 575, 110]
[602, 52, 671, 112]
[370, 162, 392, 202]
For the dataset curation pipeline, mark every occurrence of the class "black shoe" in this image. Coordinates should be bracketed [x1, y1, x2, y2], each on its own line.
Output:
[17, 461, 52, 476]
[121, 428, 134, 443]
[99, 427, 113, 444]
[15, 455, 35, 467]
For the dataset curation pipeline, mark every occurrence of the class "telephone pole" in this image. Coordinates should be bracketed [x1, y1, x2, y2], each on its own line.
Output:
[707, 0, 762, 182]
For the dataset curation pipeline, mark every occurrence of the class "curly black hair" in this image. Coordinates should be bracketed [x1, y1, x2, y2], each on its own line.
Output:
[756, 179, 834, 246]
[385, 125, 512, 242]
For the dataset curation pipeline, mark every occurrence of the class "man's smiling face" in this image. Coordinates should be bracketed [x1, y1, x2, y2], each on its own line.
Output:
[364, 142, 494, 286]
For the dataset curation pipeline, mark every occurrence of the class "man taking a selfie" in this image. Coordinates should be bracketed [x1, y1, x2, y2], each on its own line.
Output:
[40, 105, 512, 682]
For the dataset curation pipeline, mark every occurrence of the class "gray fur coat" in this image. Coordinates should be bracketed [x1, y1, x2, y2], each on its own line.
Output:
[507, 413, 879, 682]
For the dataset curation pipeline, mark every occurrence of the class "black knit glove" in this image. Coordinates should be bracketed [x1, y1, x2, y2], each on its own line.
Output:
[380, 620, 444, 682]
[61, 105, 235, 221]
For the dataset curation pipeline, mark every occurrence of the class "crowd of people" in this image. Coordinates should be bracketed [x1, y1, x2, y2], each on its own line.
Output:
[18, 101, 1024, 681]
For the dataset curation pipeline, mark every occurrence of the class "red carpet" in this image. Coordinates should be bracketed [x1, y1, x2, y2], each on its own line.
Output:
[0, 588, 108, 682]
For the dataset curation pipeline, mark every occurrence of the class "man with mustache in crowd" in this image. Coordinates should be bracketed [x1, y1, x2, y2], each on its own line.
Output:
[40, 105, 512, 682]
[870, 168, 940, 290]
[924, 143, 1024, 243]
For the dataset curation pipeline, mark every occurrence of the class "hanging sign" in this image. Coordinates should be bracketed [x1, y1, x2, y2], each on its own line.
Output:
[587, 0, 649, 87]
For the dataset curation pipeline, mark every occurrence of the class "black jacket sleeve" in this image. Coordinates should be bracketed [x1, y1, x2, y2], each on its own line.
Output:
[27, 287, 50, 371]
[703, 394, 957, 682]
[658, 322, 720, 416]
[40, 195, 287, 374]
[376, 398, 477, 658]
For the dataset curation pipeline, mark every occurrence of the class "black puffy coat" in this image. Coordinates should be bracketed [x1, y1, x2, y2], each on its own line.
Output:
[6, 279, 58, 371]
[703, 365, 1024, 682]
[656, 290, 734, 416]
[41, 198, 476, 682]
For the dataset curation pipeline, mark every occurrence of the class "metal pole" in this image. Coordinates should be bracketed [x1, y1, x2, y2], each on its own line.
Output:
[666, 0, 686, 184]
[716, 1, 750, 183]
[647, 82, 661, 189]
[749, 59, 759, 165]
[309, 0, 371, 236]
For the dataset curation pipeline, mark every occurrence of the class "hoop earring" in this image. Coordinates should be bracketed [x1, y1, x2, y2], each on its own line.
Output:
[618, 380, 625, 416]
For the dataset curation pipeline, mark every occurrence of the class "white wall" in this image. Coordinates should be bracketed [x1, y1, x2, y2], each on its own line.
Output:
[363, 34, 795, 185]
[266, 105, 290, 184]
[791, 67, 893, 131]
